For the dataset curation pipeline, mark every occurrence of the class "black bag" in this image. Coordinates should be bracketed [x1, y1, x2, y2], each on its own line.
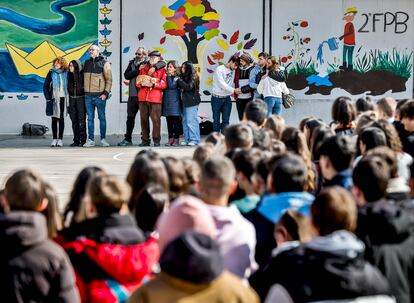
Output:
[282, 93, 295, 109]
[199, 119, 213, 136]
[46, 99, 53, 116]
[21, 123, 49, 136]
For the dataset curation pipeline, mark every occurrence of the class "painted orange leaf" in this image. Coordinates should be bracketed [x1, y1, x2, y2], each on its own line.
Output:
[230, 30, 239, 45]
[211, 51, 224, 60]
[207, 56, 215, 65]
[160, 36, 166, 44]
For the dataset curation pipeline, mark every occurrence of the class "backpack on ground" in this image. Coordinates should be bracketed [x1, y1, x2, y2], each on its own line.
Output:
[21, 123, 49, 136]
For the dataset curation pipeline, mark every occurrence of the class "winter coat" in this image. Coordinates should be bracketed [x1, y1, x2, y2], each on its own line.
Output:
[177, 76, 201, 108]
[323, 168, 353, 191]
[43, 68, 69, 118]
[250, 230, 391, 302]
[125, 59, 166, 97]
[356, 199, 414, 303]
[162, 76, 182, 116]
[234, 65, 254, 99]
[0, 211, 80, 303]
[83, 55, 112, 97]
[68, 60, 84, 97]
[137, 64, 167, 103]
[57, 213, 158, 303]
[128, 231, 259, 303]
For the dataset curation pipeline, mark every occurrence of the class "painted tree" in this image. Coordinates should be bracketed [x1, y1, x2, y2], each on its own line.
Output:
[161, 0, 220, 63]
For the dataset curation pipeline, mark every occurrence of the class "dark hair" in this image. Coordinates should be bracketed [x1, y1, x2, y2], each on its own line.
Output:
[167, 60, 179, 76]
[377, 97, 396, 118]
[355, 96, 375, 113]
[310, 125, 335, 161]
[276, 210, 311, 242]
[252, 127, 272, 150]
[134, 182, 169, 233]
[162, 157, 189, 201]
[244, 99, 268, 126]
[232, 148, 263, 181]
[353, 155, 390, 202]
[228, 54, 239, 64]
[271, 154, 308, 193]
[299, 116, 316, 132]
[359, 127, 387, 152]
[399, 100, 414, 119]
[304, 118, 325, 147]
[258, 52, 269, 59]
[332, 96, 356, 126]
[224, 123, 253, 150]
[64, 166, 104, 227]
[68, 60, 82, 95]
[367, 146, 398, 179]
[319, 135, 355, 172]
[311, 187, 357, 235]
[181, 61, 200, 92]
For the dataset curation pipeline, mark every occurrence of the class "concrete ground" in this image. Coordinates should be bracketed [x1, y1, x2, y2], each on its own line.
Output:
[0, 134, 195, 210]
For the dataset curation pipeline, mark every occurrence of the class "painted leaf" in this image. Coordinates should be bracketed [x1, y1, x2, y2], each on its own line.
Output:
[221, 33, 228, 39]
[244, 33, 251, 40]
[211, 51, 224, 60]
[160, 36, 166, 44]
[243, 38, 257, 50]
[253, 49, 259, 58]
[207, 68, 214, 74]
[152, 47, 167, 54]
[230, 30, 239, 45]
[204, 29, 219, 40]
[216, 39, 229, 51]
[203, 90, 212, 96]
[124, 81, 130, 86]
[123, 46, 130, 53]
[205, 77, 213, 86]
[237, 42, 243, 50]
[207, 56, 216, 65]
[218, 61, 224, 65]
[138, 33, 144, 41]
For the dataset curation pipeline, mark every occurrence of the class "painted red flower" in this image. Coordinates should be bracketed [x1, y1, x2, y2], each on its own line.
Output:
[300, 21, 308, 27]
[281, 57, 288, 63]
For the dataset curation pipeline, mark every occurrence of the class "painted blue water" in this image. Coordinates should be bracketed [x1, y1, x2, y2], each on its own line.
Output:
[306, 74, 333, 87]
[0, 0, 88, 35]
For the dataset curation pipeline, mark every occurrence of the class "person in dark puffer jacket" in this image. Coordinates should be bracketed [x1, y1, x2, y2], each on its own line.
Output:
[57, 175, 159, 303]
[0, 169, 80, 303]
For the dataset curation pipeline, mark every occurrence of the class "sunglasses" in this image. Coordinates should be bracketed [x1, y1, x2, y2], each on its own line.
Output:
[135, 53, 144, 56]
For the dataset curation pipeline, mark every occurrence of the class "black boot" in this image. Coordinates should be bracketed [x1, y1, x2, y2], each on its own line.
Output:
[139, 140, 150, 147]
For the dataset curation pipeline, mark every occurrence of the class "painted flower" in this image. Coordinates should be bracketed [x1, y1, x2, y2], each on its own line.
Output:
[300, 21, 308, 27]
[281, 57, 288, 63]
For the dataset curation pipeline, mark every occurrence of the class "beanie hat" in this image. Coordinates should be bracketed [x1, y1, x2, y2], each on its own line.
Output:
[156, 195, 216, 252]
[240, 52, 253, 65]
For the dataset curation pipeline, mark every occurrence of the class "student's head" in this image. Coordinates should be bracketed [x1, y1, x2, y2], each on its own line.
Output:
[371, 119, 403, 153]
[135, 182, 170, 233]
[271, 139, 287, 154]
[366, 146, 398, 179]
[87, 175, 131, 217]
[167, 60, 179, 76]
[319, 135, 355, 180]
[395, 99, 410, 121]
[264, 115, 285, 140]
[42, 183, 62, 238]
[355, 111, 378, 134]
[303, 118, 324, 147]
[52, 57, 68, 70]
[358, 127, 387, 155]
[252, 152, 278, 196]
[352, 155, 390, 204]
[239, 52, 253, 67]
[252, 127, 273, 151]
[0, 189, 7, 213]
[182, 158, 201, 186]
[199, 156, 236, 205]
[89, 45, 100, 58]
[275, 210, 312, 245]
[309, 125, 335, 161]
[399, 100, 414, 132]
[243, 99, 268, 126]
[193, 142, 216, 167]
[204, 131, 225, 146]
[377, 97, 396, 120]
[266, 56, 280, 71]
[68, 60, 81, 74]
[257, 52, 269, 67]
[5, 169, 47, 212]
[227, 54, 239, 71]
[64, 166, 105, 227]
[223, 123, 254, 151]
[311, 186, 357, 236]
[299, 116, 316, 132]
[162, 157, 189, 201]
[332, 96, 356, 126]
[232, 148, 263, 192]
[355, 96, 375, 114]
[269, 154, 307, 193]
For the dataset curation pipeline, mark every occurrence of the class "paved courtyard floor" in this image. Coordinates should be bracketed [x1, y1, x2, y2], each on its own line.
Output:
[0, 134, 195, 210]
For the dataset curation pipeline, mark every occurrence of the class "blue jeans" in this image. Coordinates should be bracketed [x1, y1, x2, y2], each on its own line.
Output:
[211, 96, 232, 133]
[85, 95, 106, 141]
[264, 96, 283, 117]
[182, 105, 200, 144]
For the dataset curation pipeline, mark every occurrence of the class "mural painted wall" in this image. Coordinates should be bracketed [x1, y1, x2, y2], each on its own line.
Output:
[121, 0, 263, 102]
[0, 0, 98, 96]
[272, 0, 414, 99]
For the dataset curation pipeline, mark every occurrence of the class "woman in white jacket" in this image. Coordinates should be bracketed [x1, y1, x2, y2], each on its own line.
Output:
[257, 56, 289, 117]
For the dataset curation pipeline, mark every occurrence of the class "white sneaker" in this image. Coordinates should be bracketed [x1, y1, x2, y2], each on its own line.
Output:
[56, 139, 63, 147]
[100, 138, 110, 147]
[83, 139, 95, 147]
[51, 139, 57, 147]
[180, 140, 188, 146]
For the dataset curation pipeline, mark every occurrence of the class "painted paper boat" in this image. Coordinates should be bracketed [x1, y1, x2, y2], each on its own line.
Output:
[0, 95, 4, 100]
[6, 41, 93, 78]
[17, 93, 28, 100]
[99, 7, 112, 14]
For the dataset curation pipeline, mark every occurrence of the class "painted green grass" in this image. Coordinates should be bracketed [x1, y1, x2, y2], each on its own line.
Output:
[287, 58, 318, 76]
[354, 49, 413, 78]
[0, 0, 98, 49]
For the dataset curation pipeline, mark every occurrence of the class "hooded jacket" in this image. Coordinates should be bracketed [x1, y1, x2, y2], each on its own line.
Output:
[356, 200, 414, 303]
[250, 230, 391, 302]
[58, 213, 158, 303]
[0, 211, 80, 303]
[128, 231, 259, 303]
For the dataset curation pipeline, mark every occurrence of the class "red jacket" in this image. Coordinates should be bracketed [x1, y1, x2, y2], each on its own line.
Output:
[57, 236, 160, 303]
[137, 64, 167, 103]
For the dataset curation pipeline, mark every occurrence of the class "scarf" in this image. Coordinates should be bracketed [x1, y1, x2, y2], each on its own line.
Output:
[51, 68, 69, 118]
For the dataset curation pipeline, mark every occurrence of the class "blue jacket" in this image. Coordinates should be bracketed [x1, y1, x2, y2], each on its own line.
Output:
[323, 168, 353, 191]
[162, 76, 182, 116]
[249, 65, 262, 98]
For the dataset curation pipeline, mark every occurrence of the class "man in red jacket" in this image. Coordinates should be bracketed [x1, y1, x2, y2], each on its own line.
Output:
[137, 51, 167, 147]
